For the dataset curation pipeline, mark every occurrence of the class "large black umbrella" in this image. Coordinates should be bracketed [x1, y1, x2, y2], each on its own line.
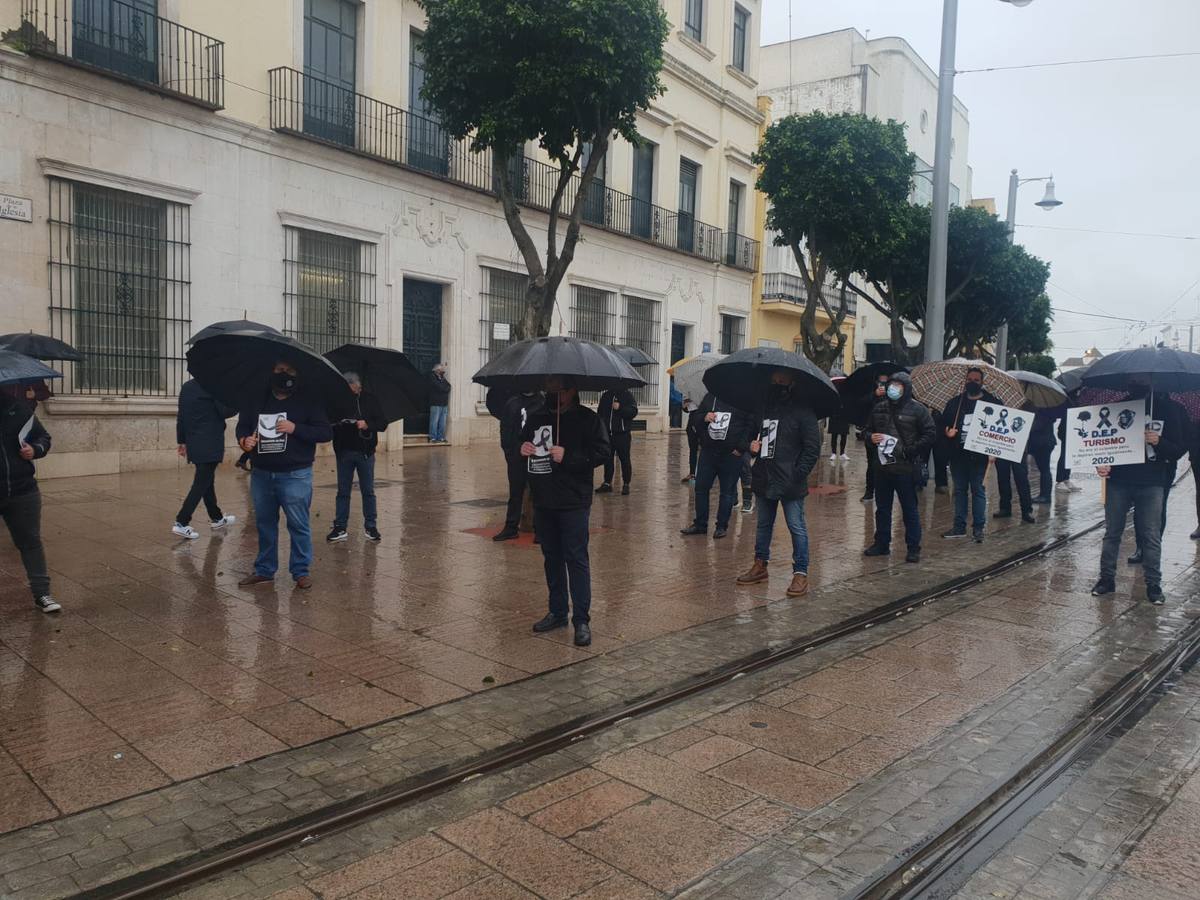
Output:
[702, 347, 840, 417]
[187, 319, 282, 345]
[1080, 347, 1200, 393]
[1008, 370, 1069, 410]
[0, 333, 83, 362]
[187, 328, 355, 419]
[838, 361, 909, 400]
[1055, 366, 1089, 394]
[0, 351, 62, 386]
[472, 336, 645, 392]
[325, 344, 426, 423]
[608, 345, 657, 368]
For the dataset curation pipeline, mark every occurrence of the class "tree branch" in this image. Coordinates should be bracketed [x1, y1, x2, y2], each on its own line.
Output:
[496, 150, 545, 289]
[546, 143, 584, 271]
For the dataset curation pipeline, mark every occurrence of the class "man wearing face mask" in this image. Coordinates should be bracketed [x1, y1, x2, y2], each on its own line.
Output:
[520, 377, 610, 646]
[863, 373, 936, 562]
[236, 362, 333, 589]
[737, 370, 821, 597]
[1092, 378, 1187, 604]
[940, 367, 997, 542]
[857, 374, 890, 504]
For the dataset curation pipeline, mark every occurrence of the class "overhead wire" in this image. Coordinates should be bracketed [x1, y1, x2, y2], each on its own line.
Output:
[957, 50, 1200, 75]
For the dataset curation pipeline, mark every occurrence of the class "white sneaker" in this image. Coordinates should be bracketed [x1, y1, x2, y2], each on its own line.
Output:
[1067, 481, 1082, 493]
[210, 515, 236, 529]
[829, 454, 837, 462]
[172, 523, 200, 540]
[840, 453, 850, 461]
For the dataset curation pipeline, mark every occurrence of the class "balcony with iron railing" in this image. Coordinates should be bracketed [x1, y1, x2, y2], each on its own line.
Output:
[266, 66, 759, 272]
[761, 271, 858, 318]
[19, 0, 225, 109]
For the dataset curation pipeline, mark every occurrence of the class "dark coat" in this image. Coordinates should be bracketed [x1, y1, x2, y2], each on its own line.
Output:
[520, 402, 611, 510]
[428, 372, 451, 406]
[867, 389, 937, 476]
[176, 379, 234, 464]
[500, 392, 544, 455]
[235, 394, 333, 472]
[940, 389, 999, 460]
[0, 398, 50, 500]
[696, 393, 755, 457]
[332, 391, 388, 456]
[1028, 411, 1058, 454]
[751, 396, 821, 501]
[597, 389, 638, 437]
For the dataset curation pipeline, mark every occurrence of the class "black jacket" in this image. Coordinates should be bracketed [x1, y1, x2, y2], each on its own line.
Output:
[176, 379, 234, 464]
[696, 393, 755, 457]
[597, 390, 638, 437]
[1028, 411, 1058, 454]
[521, 402, 611, 510]
[428, 372, 451, 406]
[0, 398, 50, 500]
[685, 406, 705, 448]
[1110, 394, 1189, 487]
[940, 389, 999, 459]
[332, 391, 388, 456]
[751, 395, 821, 501]
[235, 393, 333, 472]
[867, 393, 936, 475]
[501, 392, 543, 455]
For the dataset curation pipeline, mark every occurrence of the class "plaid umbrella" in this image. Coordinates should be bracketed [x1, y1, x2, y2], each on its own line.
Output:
[910, 358, 1025, 413]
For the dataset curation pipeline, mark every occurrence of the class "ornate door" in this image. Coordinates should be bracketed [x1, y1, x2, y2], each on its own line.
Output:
[402, 279, 443, 435]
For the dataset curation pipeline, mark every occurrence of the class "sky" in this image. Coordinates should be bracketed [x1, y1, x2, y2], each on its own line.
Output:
[759, 0, 1200, 364]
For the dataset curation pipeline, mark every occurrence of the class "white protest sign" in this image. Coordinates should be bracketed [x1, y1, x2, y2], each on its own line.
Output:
[962, 402, 1032, 463]
[876, 435, 899, 466]
[1065, 402, 1147, 469]
[17, 415, 34, 446]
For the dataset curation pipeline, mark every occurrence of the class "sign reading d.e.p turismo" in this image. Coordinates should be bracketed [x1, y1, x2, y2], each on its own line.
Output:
[962, 402, 1032, 464]
[1065, 402, 1147, 469]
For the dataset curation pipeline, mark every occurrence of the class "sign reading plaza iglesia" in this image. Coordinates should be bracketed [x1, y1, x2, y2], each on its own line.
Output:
[1065, 402, 1148, 469]
[0, 194, 33, 223]
[962, 402, 1032, 464]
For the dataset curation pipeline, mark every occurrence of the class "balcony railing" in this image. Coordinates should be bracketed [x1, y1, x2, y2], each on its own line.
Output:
[20, 0, 225, 109]
[266, 66, 758, 272]
[762, 271, 858, 318]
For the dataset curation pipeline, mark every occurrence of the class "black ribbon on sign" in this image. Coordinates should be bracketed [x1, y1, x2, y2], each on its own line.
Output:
[1098, 406, 1113, 429]
[997, 409, 1009, 431]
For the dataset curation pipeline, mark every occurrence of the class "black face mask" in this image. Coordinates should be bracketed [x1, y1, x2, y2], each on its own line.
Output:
[966, 383, 983, 398]
[271, 371, 297, 393]
[770, 383, 792, 400]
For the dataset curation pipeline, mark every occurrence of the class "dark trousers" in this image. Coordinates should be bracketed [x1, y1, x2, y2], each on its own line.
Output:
[1100, 481, 1164, 588]
[863, 440, 876, 498]
[932, 441, 950, 488]
[995, 458, 1033, 516]
[874, 468, 921, 551]
[604, 431, 632, 486]
[176, 461, 223, 526]
[1030, 446, 1054, 499]
[829, 433, 848, 455]
[534, 506, 591, 624]
[740, 454, 752, 501]
[1056, 446, 1071, 483]
[687, 431, 700, 475]
[1194, 460, 1200, 527]
[693, 448, 744, 530]
[504, 451, 529, 529]
[334, 451, 376, 529]
[0, 490, 49, 600]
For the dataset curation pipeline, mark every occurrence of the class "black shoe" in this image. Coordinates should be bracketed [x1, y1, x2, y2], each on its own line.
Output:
[713, 526, 728, 539]
[993, 511, 1012, 519]
[1091, 578, 1116, 597]
[1191, 528, 1200, 540]
[680, 524, 707, 536]
[574, 622, 592, 647]
[493, 526, 519, 542]
[34, 595, 61, 614]
[326, 527, 348, 543]
[621, 484, 630, 496]
[863, 544, 890, 557]
[973, 531, 985, 544]
[1147, 586, 1166, 606]
[532, 613, 569, 633]
[1128, 549, 1143, 566]
[365, 527, 382, 542]
[595, 483, 613, 494]
[942, 529, 967, 539]
[1033, 497, 1051, 505]
[905, 549, 921, 564]
[1021, 513, 1036, 524]
[860, 494, 874, 504]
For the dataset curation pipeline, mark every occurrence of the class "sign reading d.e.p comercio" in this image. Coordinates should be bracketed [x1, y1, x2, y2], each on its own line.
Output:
[962, 402, 1032, 463]
[1065, 402, 1147, 469]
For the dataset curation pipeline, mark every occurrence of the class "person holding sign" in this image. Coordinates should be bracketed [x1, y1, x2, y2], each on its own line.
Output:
[680, 393, 755, 540]
[235, 361, 333, 590]
[940, 367, 997, 542]
[862, 373, 937, 563]
[520, 377, 610, 647]
[0, 391, 57, 613]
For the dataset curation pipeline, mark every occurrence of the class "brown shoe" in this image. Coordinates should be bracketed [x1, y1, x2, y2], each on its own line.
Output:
[238, 574, 273, 587]
[736, 559, 769, 585]
[295, 575, 313, 590]
[786, 572, 809, 597]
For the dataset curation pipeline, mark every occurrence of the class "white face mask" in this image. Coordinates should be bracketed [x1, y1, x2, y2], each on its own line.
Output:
[886, 385, 903, 401]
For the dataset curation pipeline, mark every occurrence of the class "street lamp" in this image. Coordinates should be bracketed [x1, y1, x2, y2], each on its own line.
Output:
[923, 0, 1037, 363]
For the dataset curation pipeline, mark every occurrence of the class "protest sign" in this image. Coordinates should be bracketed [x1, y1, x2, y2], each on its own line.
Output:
[1064, 402, 1147, 469]
[962, 402, 1032, 463]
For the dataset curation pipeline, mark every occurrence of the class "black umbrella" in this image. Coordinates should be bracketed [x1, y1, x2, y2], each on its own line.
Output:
[702, 347, 840, 417]
[187, 329, 355, 419]
[608, 345, 657, 368]
[0, 333, 83, 362]
[325, 344, 427, 423]
[1054, 366, 1089, 394]
[838, 361, 909, 400]
[472, 336, 645, 392]
[187, 319, 282, 345]
[1008, 370, 1069, 410]
[1080, 347, 1200, 393]
[0, 351, 62, 386]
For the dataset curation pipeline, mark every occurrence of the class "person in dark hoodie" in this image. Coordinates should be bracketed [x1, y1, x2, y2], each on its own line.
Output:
[172, 378, 236, 540]
[0, 390, 57, 613]
[490, 386, 543, 542]
[595, 387, 638, 495]
[863, 373, 937, 562]
[940, 367, 998, 542]
[736, 369, 822, 597]
[679, 392, 755, 540]
[521, 376, 610, 647]
[1092, 378, 1189, 605]
[857, 374, 889, 503]
[428, 363, 451, 443]
[327, 371, 388, 544]
[235, 361, 333, 589]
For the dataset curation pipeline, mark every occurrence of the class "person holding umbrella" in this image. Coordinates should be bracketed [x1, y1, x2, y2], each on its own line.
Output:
[940, 367, 999, 542]
[327, 372, 388, 543]
[595, 387, 638, 495]
[172, 379, 237, 539]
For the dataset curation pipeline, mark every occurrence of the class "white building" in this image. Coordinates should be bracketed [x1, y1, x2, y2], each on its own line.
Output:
[0, 0, 764, 477]
[757, 28, 973, 364]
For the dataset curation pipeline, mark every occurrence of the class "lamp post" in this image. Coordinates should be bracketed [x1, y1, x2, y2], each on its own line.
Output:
[995, 170, 1061, 369]
[923, 0, 1036, 363]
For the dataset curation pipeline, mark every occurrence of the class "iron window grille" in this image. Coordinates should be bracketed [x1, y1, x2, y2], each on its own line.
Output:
[47, 177, 190, 396]
[622, 295, 661, 407]
[478, 266, 529, 399]
[570, 285, 617, 405]
[719, 313, 746, 355]
[283, 227, 377, 354]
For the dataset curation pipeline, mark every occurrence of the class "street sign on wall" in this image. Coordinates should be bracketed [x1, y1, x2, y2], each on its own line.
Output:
[0, 195, 32, 223]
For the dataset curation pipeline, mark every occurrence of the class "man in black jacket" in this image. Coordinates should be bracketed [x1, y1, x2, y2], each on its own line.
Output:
[1092, 382, 1189, 605]
[863, 373, 937, 562]
[736, 370, 822, 597]
[173, 379, 236, 540]
[236, 361, 333, 589]
[328, 372, 388, 544]
[428, 364, 451, 443]
[491, 387, 543, 541]
[680, 392, 755, 540]
[596, 388, 638, 495]
[0, 392, 57, 613]
[941, 367, 998, 542]
[521, 377, 610, 647]
[858, 375, 889, 503]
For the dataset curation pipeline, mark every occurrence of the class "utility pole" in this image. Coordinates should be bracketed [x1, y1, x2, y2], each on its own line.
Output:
[922, 0, 958, 364]
[996, 169, 1021, 370]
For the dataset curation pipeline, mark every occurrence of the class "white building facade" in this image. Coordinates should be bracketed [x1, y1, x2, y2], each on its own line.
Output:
[0, 0, 763, 477]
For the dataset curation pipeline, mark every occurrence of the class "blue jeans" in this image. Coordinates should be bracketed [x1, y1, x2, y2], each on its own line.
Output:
[1100, 480, 1165, 588]
[754, 496, 809, 574]
[693, 448, 744, 530]
[950, 453, 988, 533]
[534, 506, 591, 624]
[429, 405, 448, 441]
[250, 468, 313, 580]
[335, 451, 376, 529]
[874, 468, 921, 551]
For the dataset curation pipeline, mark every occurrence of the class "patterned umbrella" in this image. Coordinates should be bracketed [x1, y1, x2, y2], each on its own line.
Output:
[910, 358, 1025, 413]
